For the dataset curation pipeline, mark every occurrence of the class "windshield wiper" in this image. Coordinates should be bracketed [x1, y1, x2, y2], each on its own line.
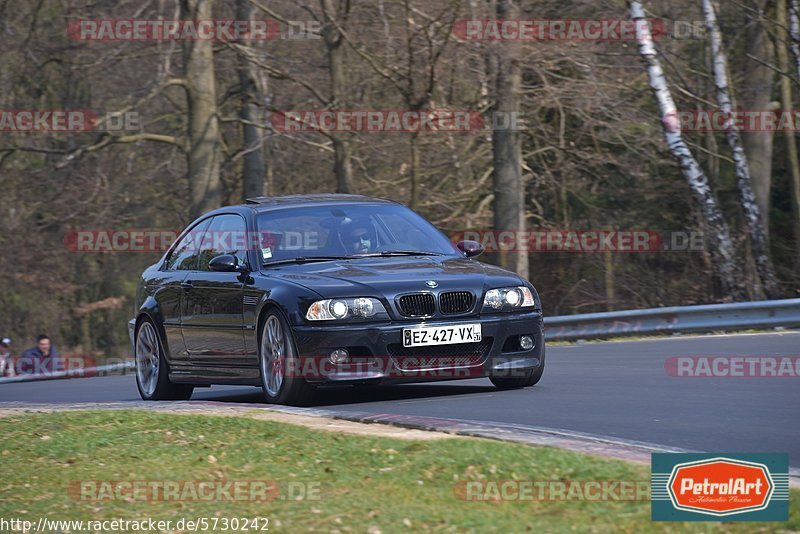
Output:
[349, 250, 445, 258]
[262, 256, 351, 267]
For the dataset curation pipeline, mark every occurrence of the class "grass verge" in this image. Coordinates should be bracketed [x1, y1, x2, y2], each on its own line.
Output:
[0, 410, 796, 532]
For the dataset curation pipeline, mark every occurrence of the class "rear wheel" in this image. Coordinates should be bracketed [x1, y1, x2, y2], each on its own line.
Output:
[259, 310, 315, 406]
[135, 318, 194, 400]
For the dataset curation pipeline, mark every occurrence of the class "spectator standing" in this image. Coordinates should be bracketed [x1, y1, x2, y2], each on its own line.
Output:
[0, 337, 14, 377]
[20, 334, 60, 374]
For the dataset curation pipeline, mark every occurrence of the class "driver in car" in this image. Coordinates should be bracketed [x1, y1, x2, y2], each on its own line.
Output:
[342, 218, 377, 254]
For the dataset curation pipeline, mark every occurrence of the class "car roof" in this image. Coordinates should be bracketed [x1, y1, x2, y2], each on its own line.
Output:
[244, 194, 399, 212]
[188, 195, 401, 224]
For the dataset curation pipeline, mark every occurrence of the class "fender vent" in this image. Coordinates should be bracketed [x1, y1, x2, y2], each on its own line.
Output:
[243, 295, 260, 307]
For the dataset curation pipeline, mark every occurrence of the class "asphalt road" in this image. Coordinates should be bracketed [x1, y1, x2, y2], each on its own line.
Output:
[2, 332, 799, 466]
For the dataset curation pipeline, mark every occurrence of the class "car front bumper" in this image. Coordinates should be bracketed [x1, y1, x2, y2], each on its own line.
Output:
[290, 310, 544, 384]
[128, 319, 136, 356]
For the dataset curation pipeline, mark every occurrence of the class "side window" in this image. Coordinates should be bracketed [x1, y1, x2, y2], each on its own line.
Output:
[196, 214, 249, 271]
[165, 219, 210, 271]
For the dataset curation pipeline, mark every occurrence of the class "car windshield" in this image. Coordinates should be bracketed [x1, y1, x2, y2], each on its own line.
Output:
[255, 203, 458, 265]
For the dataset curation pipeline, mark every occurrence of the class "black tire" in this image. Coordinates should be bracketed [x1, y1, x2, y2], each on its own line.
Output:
[135, 318, 194, 401]
[258, 309, 316, 406]
[490, 345, 545, 389]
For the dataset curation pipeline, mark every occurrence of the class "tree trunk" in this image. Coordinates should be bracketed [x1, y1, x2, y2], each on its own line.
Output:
[320, 0, 353, 194]
[182, 0, 221, 218]
[237, 0, 265, 200]
[604, 246, 615, 311]
[740, 2, 775, 235]
[783, 0, 800, 265]
[629, 0, 746, 299]
[492, 0, 528, 279]
[702, 0, 778, 298]
[409, 131, 420, 209]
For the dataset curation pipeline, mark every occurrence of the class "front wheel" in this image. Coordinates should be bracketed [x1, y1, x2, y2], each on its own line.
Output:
[259, 310, 315, 406]
[135, 318, 194, 400]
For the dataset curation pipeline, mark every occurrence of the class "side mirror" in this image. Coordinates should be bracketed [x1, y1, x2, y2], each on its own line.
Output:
[209, 254, 248, 273]
[456, 240, 484, 258]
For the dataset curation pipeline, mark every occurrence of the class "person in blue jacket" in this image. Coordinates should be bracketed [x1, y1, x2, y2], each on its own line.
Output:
[20, 334, 60, 374]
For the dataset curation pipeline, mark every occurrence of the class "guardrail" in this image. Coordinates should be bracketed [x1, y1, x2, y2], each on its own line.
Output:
[0, 361, 134, 385]
[544, 298, 800, 341]
[3, 300, 799, 384]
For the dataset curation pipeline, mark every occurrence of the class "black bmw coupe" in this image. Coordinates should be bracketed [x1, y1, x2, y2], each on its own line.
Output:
[130, 195, 545, 405]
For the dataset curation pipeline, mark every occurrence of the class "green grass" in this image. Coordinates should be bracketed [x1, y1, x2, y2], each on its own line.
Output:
[0, 410, 796, 532]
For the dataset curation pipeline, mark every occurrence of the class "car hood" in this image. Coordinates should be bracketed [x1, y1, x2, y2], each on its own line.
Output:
[261, 256, 524, 298]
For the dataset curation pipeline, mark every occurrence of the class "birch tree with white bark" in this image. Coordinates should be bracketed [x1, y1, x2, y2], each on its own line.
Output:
[789, 0, 800, 80]
[702, 0, 778, 298]
[628, 0, 746, 299]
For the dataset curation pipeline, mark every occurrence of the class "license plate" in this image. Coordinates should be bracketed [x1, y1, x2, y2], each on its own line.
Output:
[403, 324, 482, 347]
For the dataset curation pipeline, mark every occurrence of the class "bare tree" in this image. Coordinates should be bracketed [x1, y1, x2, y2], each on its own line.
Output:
[740, 2, 775, 236]
[182, 0, 222, 217]
[702, 0, 778, 297]
[629, 0, 746, 299]
[492, 0, 528, 279]
[237, 0, 266, 199]
[320, 0, 354, 193]
[328, 0, 460, 208]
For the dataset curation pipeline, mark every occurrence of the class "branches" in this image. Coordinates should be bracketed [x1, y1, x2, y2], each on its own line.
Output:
[56, 133, 183, 168]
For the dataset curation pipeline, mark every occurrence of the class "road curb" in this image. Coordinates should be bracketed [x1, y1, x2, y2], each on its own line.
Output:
[2, 401, 798, 488]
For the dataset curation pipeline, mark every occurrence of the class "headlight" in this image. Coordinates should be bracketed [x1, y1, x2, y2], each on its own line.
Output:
[306, 298, 388, 321]
[482, 287, 535, 311]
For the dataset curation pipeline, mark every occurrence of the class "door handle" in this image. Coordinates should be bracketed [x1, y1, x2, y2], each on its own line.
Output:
[180, 280, 194, 290]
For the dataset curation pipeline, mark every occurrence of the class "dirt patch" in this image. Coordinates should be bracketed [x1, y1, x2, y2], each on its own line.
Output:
[0, 402, 457, 441]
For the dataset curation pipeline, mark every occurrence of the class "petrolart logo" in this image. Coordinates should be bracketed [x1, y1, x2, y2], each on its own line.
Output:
[652, 453, 789, 521]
